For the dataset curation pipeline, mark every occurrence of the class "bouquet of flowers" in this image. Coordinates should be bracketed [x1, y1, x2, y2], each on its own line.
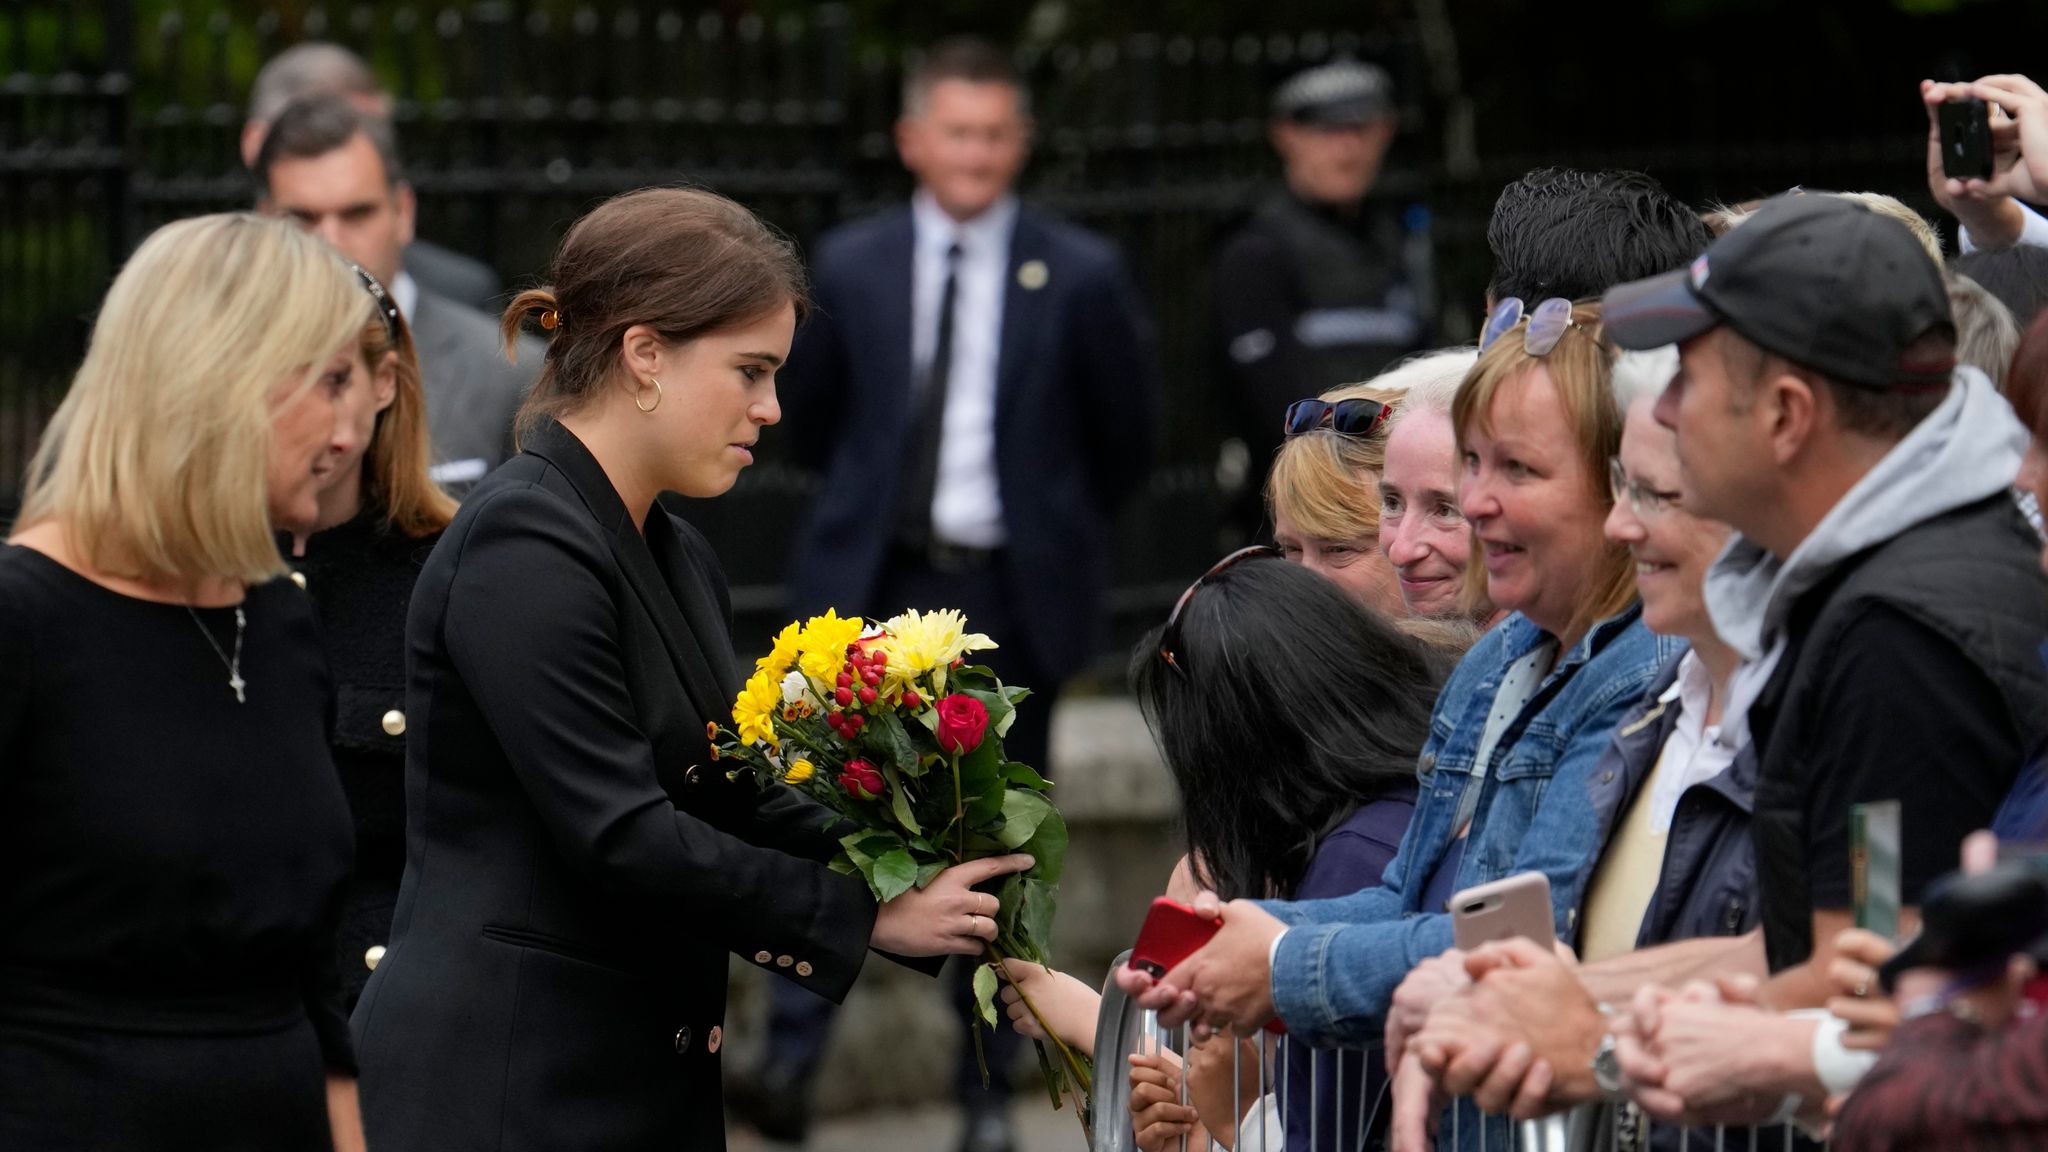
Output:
[711, 608, 1092, 1120]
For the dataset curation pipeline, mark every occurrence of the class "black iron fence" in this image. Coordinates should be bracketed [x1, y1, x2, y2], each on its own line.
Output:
[3, 0, 1952, 667]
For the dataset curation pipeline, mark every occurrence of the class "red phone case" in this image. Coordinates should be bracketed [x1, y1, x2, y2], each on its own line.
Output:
[1127, 897, 1219, 977]
[1125, 898, 1288, 1035]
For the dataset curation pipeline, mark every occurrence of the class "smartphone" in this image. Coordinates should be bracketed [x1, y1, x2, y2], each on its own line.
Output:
[1126, 897, 1220, 978]
[1852, 800, 1902, 941]
[1939, 97, 1994, 182]
[1449, 872, 1557, 953]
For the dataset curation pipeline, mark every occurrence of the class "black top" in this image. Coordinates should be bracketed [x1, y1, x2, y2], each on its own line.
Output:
[353, 419, 892, 1152]
[0, 545, 355, 1070]
[291, 511, 442, 1008]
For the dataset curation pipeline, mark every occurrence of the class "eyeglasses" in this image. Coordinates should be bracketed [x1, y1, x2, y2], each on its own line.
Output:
[1480, 296, 1589, 357]
[1283, 397, 1394, 440]
[349, 262, 403, 350]
[1158, 544, 1281, 677]
[1608, 457, 1682, 519]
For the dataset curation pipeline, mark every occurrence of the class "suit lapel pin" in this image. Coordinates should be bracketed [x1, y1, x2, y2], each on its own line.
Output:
[1017, 260, 1049, 291]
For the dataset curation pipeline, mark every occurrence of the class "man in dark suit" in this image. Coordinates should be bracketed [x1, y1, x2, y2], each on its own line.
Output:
[244, 41, 503, 311]
[256, 94, 537, 492]
[750, 36, 1159, 1152]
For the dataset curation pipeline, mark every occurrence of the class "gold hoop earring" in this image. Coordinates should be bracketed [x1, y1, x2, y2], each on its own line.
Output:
[635, 377, 663, 414]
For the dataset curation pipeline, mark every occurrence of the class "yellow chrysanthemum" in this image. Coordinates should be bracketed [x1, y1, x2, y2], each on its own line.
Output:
[756, 619, 803, 678]
[878, 608, 996, 697]
[783, 759, 816, 785]
[795, 610, 865, 682]
[732, 667, 782, 747]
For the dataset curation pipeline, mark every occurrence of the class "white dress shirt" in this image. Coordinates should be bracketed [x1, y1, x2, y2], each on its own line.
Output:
[391, 270, 421, 324]
[911, 190, 1017, 549]
[1645, 649, 1739, 834]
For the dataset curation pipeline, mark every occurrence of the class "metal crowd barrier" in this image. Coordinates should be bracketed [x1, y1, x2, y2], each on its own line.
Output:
[1089, 989, 1815, 1152]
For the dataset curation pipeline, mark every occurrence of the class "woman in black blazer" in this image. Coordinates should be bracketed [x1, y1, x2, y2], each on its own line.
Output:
[352, 187, 1029, 1152]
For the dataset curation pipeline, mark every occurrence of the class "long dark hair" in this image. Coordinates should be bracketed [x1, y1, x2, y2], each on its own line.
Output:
[1129, 556, 1449, 901]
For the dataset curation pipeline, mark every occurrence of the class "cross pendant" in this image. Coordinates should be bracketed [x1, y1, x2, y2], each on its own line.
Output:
[230, 673, 246, 703]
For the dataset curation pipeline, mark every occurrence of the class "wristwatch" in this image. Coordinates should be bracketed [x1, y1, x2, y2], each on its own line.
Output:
[1591, 1029, 1626, 1101]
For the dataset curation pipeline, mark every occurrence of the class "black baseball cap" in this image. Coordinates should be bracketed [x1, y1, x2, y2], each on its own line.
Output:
[1272, 60, 1394, 127]
[1877, 864, 2048, 993]
[1602, 193, 1955, 391]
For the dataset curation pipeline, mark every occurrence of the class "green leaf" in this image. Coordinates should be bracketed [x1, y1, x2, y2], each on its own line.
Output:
[915, 861, 946, 889]
[872, 710, 924, 777]
[882, 764, 922, 835]
[959, 688, 1016, 745]
[1001, 762, 1050, 791]
[872, 849, 919, 902]
[827, 854, 859, 877]
[971, 962, 1000, 1027]
[1020, 806, 1069, 887]
[997, 790, 1054, 849]
[991, 873, 1025, 941]
[1016, 877, 1058, 958]
[855, 832, 905, 860]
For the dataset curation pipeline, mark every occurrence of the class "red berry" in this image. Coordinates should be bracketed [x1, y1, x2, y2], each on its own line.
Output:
[848, 715, 865, 730]
[858, 687, 877, 705]
[835, 687, 854, 706]
[870, 651, 888, 666]
[836, 672, 852, 688]
[903, 691, 922, 708]
[863, 671, 881, 687]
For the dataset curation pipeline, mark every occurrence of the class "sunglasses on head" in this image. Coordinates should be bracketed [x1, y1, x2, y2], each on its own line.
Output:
[1479, 296, 1589, 358]
[1158, 544, 1281, 678]
[349, 262, 403, 349]
[1283, 397, 1394, 440]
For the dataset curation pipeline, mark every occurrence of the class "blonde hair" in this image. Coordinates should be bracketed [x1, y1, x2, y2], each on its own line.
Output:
[19, 213, 369, 586]
[1948, 271, 2021, 393]
[1266, 382, 1404, 543]
[358, 305, 457, 537]
[1709, 192, 1943, 266]
[1451, 301, 1635, 642]
[1379, 348, 1481, 429]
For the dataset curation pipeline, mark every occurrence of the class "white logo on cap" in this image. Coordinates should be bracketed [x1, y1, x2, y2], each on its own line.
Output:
[1689, 254, 1711, 290]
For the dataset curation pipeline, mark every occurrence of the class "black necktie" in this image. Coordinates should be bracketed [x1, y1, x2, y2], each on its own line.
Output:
[896, 241, 962, 550]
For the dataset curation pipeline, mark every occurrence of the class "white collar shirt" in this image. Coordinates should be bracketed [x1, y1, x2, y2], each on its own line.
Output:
[391, 270, 421, 325]
[1645, 649, 1739, 835]
[910, 189, 1017, 549]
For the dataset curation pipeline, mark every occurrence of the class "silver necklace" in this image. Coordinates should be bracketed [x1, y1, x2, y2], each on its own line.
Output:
[186, 604, 247, 703]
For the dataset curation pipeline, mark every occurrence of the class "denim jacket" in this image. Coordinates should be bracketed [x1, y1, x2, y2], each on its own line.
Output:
[1260, 605, 1683, 1048]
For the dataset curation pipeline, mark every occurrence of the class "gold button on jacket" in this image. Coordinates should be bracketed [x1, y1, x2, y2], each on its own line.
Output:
[706, 1025, 723, 1054]
[754, 950, 772, 964]
[794, 961, 813, 977]
[380, 710, 407, 737]
[774, 954, 793, 968]
[365, 944, 387, 971]
[289, 570, 308, 589]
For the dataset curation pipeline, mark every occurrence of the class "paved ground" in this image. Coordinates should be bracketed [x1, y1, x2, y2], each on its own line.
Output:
[729, 1097, 1084, 1152]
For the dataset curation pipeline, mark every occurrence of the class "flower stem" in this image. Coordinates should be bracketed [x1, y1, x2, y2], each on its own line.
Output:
[986, 946, 1094, 1102]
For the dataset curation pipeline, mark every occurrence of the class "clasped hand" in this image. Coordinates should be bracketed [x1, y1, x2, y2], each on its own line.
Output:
[1109, 890, 1287, 1036]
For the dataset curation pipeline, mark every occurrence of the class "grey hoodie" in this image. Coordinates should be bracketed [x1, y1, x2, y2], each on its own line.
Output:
[1708, 366, 2027, 738]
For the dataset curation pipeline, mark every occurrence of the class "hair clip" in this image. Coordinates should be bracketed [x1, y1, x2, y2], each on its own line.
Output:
[539, 308, 562, 331]
[348, 262, 402, 348]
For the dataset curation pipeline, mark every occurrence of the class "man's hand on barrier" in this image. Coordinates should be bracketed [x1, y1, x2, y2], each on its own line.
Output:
[1385, 949, 1471, 1066]
[1619, 981, 1817, 1126]
[1419, 937, 1606, 1111]
[1410, 996, 1554, 1120]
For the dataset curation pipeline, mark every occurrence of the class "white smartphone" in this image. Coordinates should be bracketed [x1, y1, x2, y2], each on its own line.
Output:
[1449, 871, 1557, 953]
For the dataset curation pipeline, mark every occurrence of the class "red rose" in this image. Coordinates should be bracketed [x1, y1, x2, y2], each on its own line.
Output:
[934, 695, 989, 755]
[841, 758, 885, 800]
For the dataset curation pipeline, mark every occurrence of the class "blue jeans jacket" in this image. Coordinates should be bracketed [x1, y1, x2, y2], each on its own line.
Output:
[1260, 605, 1683, 1048]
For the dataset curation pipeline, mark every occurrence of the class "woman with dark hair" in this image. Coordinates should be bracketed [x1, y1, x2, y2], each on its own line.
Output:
[350, 187, 1029, 1151]
[1005, 552, 1448, 1150]
[286, 267, 455, 1012]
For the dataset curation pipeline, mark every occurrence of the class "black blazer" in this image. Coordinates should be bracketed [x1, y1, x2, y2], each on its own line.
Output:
[353, 419, 880, 1152]
[778, 203, 1159, 681]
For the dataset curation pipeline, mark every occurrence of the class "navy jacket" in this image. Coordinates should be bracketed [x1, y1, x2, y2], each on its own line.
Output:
[778, 203, 1160, 680]
[1584, 654, 1760, 948]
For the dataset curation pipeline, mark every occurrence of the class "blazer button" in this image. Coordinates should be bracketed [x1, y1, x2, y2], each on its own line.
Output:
[685, 765, 704, 787]
[754, 950, 773, 964]
[707, 1025, 723, 1054]
[775, 955, 794, 968]
[364, 945, 386, 971]
[674, 1026, 692, 1054]
[795, 961, 813, 977]
[381, 710, 407, 737]
[289, 571, 308, 590]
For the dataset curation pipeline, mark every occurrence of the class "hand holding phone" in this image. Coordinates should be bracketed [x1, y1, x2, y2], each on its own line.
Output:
[1449, 872, 1557, 953]
[1127, 897, 1221, 979]
[1938, 97, 1995, 182]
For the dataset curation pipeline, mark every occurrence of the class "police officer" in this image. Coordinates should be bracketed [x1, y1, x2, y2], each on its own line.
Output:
[1215, 59, 1434, 536]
